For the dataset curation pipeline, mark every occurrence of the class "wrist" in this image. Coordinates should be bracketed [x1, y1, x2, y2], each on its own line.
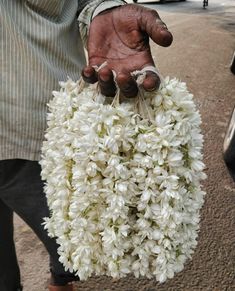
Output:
[92, 0, 126, 19]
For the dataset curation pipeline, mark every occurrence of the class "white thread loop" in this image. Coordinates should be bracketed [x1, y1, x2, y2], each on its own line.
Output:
[131, 65, 163, 86]
[90, 63, 160, 122]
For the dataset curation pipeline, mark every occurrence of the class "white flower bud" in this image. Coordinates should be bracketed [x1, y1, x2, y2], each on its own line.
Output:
[86, 162, 98, 177]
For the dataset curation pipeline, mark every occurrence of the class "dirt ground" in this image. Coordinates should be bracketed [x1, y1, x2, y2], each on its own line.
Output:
[14, 0, 235, 290]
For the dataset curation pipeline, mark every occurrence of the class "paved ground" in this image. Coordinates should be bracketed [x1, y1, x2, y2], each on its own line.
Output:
[14, 0, 235, 290]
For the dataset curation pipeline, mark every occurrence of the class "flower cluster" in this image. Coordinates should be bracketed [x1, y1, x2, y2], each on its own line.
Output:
[40, 77, 206, 283]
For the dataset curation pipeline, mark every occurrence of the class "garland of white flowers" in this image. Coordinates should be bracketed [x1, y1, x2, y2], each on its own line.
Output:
[40, 75, 206, 283]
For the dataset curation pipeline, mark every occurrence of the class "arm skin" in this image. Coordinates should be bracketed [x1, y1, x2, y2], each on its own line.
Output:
[82, 4, 173, 98]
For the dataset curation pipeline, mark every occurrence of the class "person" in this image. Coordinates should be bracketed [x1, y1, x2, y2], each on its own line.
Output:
[0, 1, 172, 291]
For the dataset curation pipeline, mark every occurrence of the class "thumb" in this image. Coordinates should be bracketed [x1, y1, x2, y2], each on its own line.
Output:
[138, 7, 173, 47]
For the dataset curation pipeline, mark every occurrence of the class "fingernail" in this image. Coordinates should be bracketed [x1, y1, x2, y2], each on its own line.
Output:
[83, 70, 91, 78]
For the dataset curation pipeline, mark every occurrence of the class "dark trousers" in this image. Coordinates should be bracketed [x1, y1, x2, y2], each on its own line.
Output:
[0, 160, 78, 291]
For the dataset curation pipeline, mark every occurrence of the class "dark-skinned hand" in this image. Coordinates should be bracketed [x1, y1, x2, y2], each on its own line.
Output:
[82, 4, 173, 98]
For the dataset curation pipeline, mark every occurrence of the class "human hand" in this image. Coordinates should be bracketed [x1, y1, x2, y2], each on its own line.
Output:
[82, 4, 173, 98]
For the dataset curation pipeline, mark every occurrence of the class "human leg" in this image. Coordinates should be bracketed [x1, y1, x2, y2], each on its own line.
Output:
[0, 159, 79, 288]
[0, 199, 22, 291]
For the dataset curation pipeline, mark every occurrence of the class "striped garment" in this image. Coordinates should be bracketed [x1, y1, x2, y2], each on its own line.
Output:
[0, 0, 124, 161]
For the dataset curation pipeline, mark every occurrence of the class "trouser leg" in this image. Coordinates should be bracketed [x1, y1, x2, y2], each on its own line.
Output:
[0, 199, 21, 291]
[0, 159, 79, 287]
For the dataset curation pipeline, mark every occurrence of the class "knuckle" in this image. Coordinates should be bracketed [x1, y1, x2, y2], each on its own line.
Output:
[98, 66, 114, 82]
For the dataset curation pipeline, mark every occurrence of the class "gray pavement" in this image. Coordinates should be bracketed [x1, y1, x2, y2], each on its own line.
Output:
[14, 0, 235, 290]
